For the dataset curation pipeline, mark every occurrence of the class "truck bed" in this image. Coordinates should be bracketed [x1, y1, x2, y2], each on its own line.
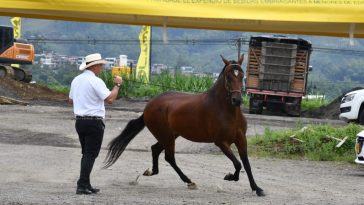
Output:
[246, 36, 311, 95]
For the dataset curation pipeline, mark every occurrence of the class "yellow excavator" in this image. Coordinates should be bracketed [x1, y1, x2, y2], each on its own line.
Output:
[0, 25, 34, 82]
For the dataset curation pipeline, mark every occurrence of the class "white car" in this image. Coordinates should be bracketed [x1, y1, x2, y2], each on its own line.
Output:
[355, 130, 364, 165]
[339, 89, 364, 124]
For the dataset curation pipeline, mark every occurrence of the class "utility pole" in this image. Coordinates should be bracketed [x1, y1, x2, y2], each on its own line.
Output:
[237, 38, 242, 59]
[149, 26, 152, 79]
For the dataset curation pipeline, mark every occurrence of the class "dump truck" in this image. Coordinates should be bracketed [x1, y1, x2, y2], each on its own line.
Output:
[0, 25, 34, 82]
[245, 36, 312, 116]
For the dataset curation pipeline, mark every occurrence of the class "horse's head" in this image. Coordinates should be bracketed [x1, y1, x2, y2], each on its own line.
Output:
[220, 54, 244, 106]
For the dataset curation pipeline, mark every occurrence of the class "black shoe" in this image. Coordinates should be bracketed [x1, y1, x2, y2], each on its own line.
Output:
[87, 186, 100, 194]
[76, 187, 92, 195]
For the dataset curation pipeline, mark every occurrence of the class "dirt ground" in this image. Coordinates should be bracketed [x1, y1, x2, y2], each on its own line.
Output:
[0, 101, 363, 205]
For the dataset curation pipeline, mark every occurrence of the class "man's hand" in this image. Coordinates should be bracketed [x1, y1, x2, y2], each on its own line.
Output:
[113, 75, 123, 86]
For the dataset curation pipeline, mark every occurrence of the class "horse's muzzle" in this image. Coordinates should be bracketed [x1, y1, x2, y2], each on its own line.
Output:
[231, 95, 242, 106]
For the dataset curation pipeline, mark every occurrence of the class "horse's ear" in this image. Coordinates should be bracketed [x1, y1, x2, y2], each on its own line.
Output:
[238, 54, 244, 65]
[220, 55, 230, 66]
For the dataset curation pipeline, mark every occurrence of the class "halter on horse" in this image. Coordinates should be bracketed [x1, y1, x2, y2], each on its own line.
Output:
[104, 55, 264, 197]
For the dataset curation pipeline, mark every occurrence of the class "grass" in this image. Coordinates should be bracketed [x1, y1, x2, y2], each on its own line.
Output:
[46, 84, 70, 94]
[46, 70, 214, 98]
[99, 70, 214, 98]
[301, 98, 328, 111]
[242, 94, 249, 108]
[248, 123, 362, 162]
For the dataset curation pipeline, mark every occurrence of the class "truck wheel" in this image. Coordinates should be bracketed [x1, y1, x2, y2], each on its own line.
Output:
[249, 97, 263, 114]
[256, 104, 263, 114]
[359, 111, 364, 125]
[249, 104, 256, 114]
[249, 107, 262, 114]
[249, 97, 255, 114]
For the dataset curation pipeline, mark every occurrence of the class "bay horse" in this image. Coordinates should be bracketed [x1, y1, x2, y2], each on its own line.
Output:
[104, 55, 264, 196]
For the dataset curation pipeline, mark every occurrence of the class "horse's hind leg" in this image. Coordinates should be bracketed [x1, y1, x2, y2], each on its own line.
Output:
[143, 142, 164, 176]
[216, 142, 241, 181]
[164, 141, 197, 189]
[235, 137, 265, 197]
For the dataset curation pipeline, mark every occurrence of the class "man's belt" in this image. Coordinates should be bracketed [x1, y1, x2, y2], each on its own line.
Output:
[75, 116, 103, 120]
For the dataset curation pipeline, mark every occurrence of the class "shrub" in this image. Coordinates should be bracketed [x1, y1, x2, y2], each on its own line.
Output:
[249, 123, 362, 162]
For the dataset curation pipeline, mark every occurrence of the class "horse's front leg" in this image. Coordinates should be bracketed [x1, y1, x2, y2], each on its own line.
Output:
[235, 137, 265, 197]
[216, 142, 241, 181]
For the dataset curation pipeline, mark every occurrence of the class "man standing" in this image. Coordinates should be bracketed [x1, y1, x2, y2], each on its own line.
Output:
[69, 53, 123, 195]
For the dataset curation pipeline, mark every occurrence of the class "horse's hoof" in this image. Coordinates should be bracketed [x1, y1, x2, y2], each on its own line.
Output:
[143, 168, 153, 176]
[255, 188, 265, 197]
[187, 182, 198, 190]
[224, 173, 238, 181]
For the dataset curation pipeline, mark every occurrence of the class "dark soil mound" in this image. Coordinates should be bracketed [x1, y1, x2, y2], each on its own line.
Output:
[0, 77, 67, 102]
[301, 96, 342, 120]
[302, 87, 364, 120]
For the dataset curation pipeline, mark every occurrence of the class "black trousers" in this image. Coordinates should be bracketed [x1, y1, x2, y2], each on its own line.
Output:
[75, 119, 105, 188]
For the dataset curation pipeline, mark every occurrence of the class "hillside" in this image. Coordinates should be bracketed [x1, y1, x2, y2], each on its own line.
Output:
[1, 17, 364, 100]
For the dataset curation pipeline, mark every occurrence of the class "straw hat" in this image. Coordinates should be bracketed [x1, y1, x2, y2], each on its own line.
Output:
[79, 53, 107, 71]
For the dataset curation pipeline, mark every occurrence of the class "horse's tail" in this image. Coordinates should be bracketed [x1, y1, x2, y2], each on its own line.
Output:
[103, 114, 145, 168]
